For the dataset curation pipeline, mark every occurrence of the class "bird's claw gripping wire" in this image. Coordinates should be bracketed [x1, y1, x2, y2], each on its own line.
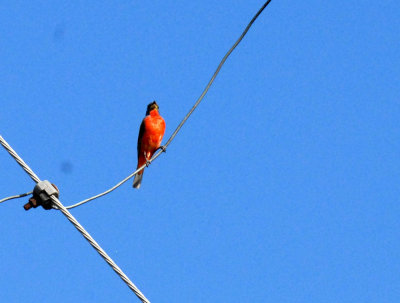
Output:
[157, 145, 167, 153]
[144, 152, 151, 167]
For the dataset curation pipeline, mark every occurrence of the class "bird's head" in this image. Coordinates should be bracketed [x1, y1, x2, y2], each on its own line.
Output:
[146, 101, 159, 115]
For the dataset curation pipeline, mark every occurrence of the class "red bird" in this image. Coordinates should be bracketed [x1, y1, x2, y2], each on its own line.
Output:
[133, 101, 166, 189]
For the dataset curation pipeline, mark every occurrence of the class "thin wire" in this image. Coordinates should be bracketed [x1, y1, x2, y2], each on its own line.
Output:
[0, 191, 33, 203]
[0, 135, 150, 303]
[163, 0, 273, 149]
[65, 167, 143, 209]
[63, 0, 273, 209]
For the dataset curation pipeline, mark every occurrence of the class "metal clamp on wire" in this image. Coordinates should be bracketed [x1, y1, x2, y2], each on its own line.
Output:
[24, 181, 59, 211]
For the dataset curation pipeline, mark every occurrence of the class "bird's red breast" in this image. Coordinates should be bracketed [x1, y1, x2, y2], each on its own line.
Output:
[133, 101, 166, 189]
[137, 108, 166, 174]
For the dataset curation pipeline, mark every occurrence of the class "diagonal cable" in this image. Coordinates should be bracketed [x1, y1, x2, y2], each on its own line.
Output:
[162, 0, 273, 149]
[0, 135, 150, 303]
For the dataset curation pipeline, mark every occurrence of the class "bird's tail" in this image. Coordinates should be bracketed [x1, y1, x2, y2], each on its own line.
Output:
[133, 172, 143, 189]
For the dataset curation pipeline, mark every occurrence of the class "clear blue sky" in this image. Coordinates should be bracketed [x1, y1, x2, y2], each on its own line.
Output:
[1, 1, 399, 302]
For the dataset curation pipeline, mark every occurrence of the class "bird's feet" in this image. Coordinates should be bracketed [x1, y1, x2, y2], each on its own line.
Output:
[144, 152, 151, 167]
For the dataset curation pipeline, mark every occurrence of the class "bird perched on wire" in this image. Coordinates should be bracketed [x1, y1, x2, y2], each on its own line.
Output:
[133, 101, 166, 189]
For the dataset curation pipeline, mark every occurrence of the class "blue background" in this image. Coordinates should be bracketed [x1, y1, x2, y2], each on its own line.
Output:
[1, 1, 399, 302]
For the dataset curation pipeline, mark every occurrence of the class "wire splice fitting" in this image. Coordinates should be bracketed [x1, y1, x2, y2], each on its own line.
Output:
[24, 181, 59, 211]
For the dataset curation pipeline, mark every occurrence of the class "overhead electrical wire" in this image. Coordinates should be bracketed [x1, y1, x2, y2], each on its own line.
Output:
[1, 0, 273, 210]
[0, 191, 32, 204]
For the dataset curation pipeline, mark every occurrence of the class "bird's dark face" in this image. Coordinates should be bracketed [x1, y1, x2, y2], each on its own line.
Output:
[146, 101, 159, 115]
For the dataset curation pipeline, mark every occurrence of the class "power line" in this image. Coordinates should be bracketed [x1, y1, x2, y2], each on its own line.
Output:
[65, 166, 144, 209]
[0, 138, 41, 183]
[163, 0, 273, 149]
[0, 135, 150, 303]
[1, 1, 273, 210]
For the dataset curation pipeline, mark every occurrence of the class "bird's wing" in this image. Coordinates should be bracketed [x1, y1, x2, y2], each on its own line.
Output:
[137, 119, 146, 160]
